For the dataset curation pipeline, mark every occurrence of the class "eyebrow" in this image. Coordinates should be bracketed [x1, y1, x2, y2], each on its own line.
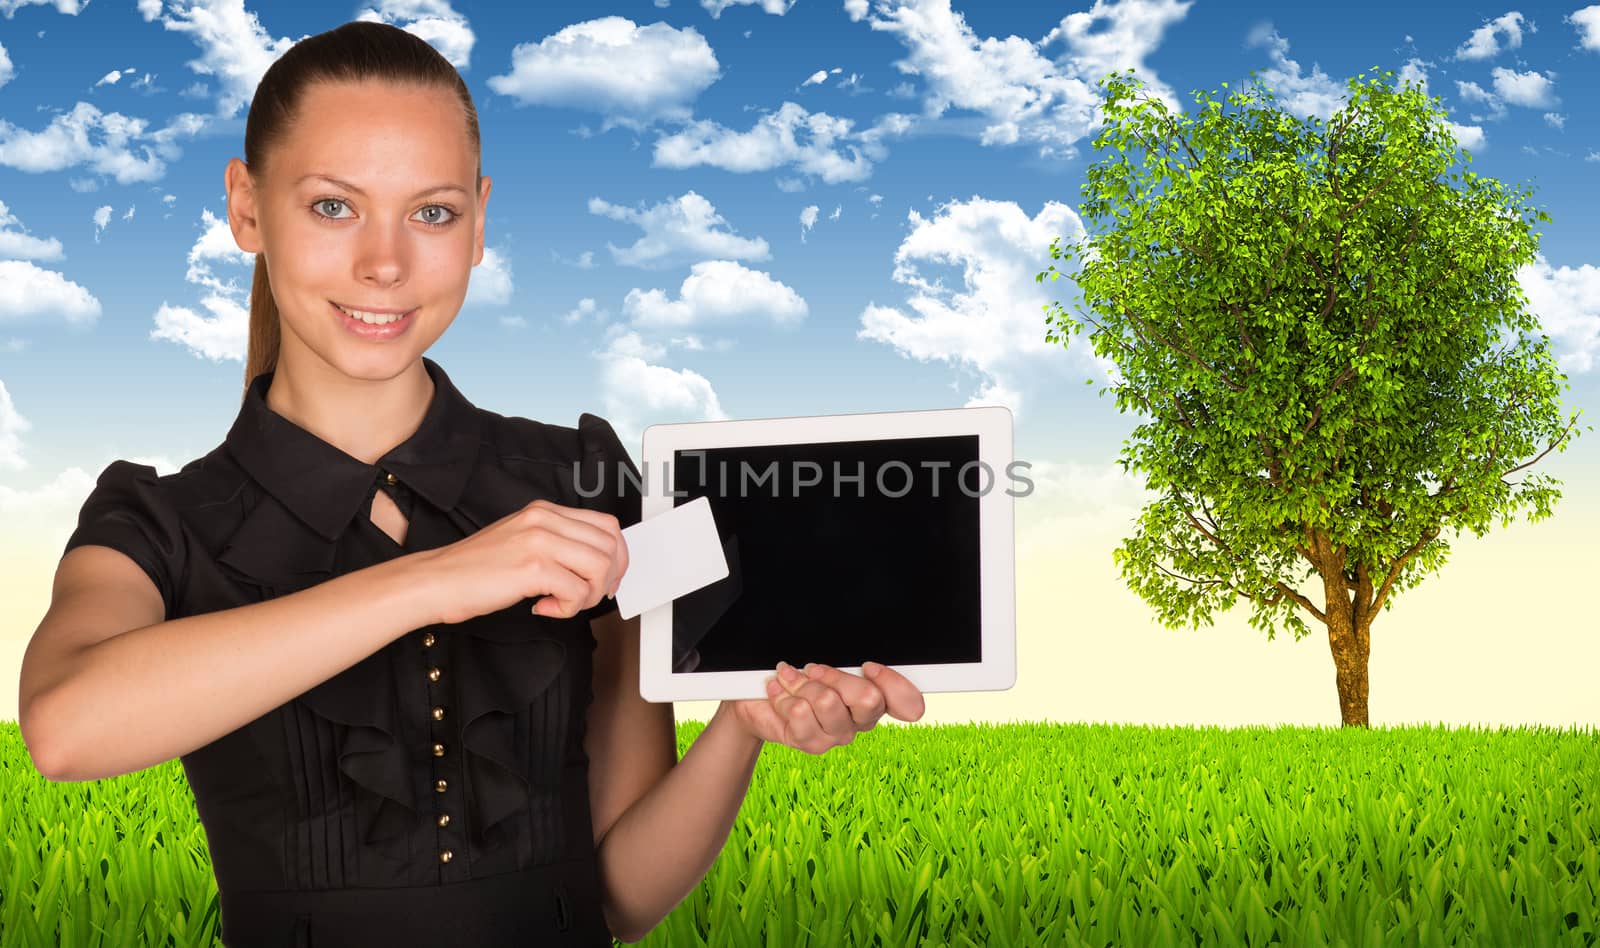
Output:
[296, 173, 469, 200]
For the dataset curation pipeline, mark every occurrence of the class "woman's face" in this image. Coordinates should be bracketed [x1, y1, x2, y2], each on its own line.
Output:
[225, 79, 491, 381]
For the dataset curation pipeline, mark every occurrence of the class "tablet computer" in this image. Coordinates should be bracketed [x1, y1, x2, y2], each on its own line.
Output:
[634, 406, 1016, 703]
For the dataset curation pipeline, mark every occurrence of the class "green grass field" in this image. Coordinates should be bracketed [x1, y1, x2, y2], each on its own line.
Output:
[2, 720, 1596, 947]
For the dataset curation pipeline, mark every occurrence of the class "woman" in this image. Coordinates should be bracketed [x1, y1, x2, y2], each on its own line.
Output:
[16, 20, 924, 947]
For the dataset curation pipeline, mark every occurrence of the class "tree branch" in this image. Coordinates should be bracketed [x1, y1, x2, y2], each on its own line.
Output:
[1371, 525, 1441, 615]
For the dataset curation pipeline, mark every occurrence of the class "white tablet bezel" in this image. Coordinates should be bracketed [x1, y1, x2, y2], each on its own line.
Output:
[635, 406, 1016, 703]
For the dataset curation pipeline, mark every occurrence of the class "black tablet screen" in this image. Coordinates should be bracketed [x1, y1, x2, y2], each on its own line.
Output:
[666, 434, 983, 675]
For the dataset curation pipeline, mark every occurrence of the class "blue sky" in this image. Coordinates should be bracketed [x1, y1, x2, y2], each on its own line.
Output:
[1, 1, 1597, 725]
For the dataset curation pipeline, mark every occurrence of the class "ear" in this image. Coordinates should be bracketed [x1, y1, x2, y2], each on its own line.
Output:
[225, 157, 264, 255]
[473, 174, 491, 267]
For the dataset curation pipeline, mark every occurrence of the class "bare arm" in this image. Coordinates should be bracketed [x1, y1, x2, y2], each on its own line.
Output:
[19, 544, 446, 783]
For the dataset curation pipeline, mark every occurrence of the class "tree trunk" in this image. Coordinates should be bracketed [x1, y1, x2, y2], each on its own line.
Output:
[1326, 602, 1372, 727]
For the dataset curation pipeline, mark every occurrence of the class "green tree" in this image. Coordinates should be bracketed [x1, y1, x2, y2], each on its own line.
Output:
[1040, 68, 1586, 727]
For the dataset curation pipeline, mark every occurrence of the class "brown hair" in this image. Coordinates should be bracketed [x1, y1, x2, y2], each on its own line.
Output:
[240, 20, 482, 400]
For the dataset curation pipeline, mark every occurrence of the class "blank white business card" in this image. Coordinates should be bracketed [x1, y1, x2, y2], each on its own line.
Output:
[615, 495, 729, 620]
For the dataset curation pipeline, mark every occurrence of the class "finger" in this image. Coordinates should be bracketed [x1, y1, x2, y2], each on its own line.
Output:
[801, 663, 888, 730]
[765, 671, 825, 751]
[520, 508, 617, 605]
[741, 691, 791, 745]
[527, 502, 628, 597]
[530, 561, 594, 619]
[860, 661, 926, 723]
[779, 668, 860, 742]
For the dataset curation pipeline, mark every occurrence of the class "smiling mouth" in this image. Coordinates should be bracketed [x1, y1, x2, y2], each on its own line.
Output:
[332, 301, 416, 323]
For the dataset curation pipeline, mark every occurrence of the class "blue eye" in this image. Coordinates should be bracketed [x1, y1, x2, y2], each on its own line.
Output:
[415, 205, 458, 228]
[312, 198, 351, 220]
[308, 199, 459, 229]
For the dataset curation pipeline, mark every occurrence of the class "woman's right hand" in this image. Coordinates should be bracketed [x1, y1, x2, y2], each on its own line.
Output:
[417, 499, 629, 625]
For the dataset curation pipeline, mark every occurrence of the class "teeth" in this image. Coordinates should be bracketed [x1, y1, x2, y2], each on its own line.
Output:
[336, 303, 408, 325]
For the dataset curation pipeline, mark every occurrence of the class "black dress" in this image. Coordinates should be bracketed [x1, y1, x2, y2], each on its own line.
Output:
[60, 357, 643, 947]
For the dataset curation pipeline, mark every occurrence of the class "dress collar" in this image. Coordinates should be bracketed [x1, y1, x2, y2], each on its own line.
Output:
[224, 356, 484, 543]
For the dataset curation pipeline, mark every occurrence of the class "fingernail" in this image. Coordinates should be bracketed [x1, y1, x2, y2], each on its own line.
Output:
[803, 663, 820, 678]
[863, 661, 881, 678]
[765, 676, 780, 695]
[778, 661, 800, 683]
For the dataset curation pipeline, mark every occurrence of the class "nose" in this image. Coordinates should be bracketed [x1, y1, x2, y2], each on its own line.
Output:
[354, 217, 408, 288]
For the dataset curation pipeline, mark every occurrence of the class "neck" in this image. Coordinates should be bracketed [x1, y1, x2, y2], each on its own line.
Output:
[264, 355, 435, 465]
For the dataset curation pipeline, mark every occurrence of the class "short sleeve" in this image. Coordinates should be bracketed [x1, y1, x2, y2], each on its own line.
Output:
[576, 413, 642, 624]
[62, 460, 186, 622]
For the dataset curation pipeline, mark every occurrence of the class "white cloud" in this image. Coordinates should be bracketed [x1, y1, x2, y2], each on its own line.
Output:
[1518, 255, 1600, 373]
[0, 199, 65, 261]
[154, 0, 301, 120]
[623, 260, 807, 329]
[1454, 11, 1531, 61]
[1044, 0, 1192, 99]
[354, 0, 475, 68]
[465, 245, 513, 305]
[0, 379, 30, 472]
[595, 325, 729, 447]
[1571, 5, 1600, 49]
[801, 67, 839, 87]
[0, 40, 12, 90]
[91, 205, 112, 241]
[183, 207, 253, 294]
[856, 197, 1093, 418]
[1586, 150, 1600, 162]
[1449, 122, 1486, 151]
[148, 207, 252, 361]
[94, 69, 128, 87]
[123, 205, 135, 221]
[799, 204, 819, 240]
[0, 259, 100, 326]
[1490, 66, 1557, 108]
[0, 0, 88, 15]
[1397, 57, 1430, 96]
[855, 0, 1189, 157]
[138, 0, 162, 20]
[486, 17, 719, 126]
[829, 204, 841, 220]
[1245, 24, 1346, 121]
[702, 0, 793, 17]
[1544, 112, 1565, 129]
[553, 248, 597, 269]
[1457, 79, 1507, 121]
[162, 193, 177, 205]
[844, 0, 868, 21]
[653, 101, 908, 183]
[588, 191, 769, 268]
[0, 101, 204, 184]
[561, 297, 605, 324]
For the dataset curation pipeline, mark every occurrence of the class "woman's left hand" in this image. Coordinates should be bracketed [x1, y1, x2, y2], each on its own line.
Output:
[723, 661, 925, 754]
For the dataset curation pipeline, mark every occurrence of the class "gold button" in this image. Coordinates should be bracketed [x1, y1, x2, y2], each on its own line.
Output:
[438, 813, 451, 828]
[432, 706, 445, 721]
[422, 631, 435, 648]
[432, 742, 446, 757]
[439, 849, 453, 864]
[435, 779, 448, 793]
[385, 472, 398, 485]
[427, 667, 441, 682]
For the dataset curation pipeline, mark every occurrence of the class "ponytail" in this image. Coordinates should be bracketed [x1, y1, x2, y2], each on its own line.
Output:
[242, 254, 280, 401]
